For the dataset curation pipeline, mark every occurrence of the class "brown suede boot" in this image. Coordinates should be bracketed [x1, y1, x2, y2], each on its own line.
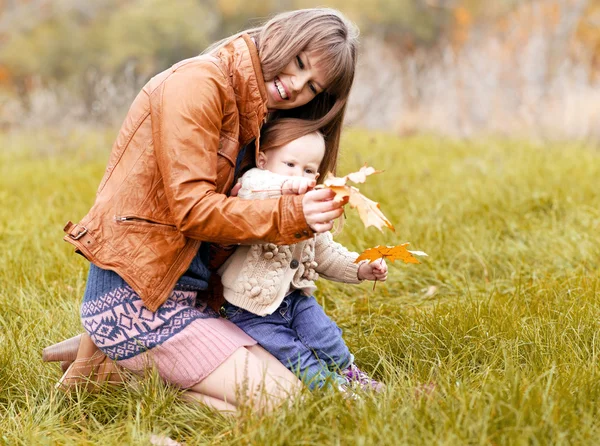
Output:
[42, 334, 82, 363]
[45, 333, 126, 391]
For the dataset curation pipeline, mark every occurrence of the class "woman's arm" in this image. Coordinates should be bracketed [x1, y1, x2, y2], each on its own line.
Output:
[152, 60, 313, 245]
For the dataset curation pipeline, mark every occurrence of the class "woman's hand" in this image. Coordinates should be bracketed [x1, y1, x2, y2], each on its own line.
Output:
[357, 259, 388, 281]
[302, 188, 345, 233]
[281, 177, 316, 195]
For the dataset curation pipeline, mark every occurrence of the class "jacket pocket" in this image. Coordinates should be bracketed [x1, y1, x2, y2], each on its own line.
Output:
[114, 215, 178, 234]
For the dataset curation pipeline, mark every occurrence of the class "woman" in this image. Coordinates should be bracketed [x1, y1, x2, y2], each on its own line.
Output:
[44, 8, 359, 413]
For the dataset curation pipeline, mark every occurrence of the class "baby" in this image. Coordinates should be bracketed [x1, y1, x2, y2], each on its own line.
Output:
[219, 122, 387, 392]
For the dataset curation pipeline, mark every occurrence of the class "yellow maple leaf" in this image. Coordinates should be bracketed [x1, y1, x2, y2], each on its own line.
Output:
[322, 165, 394, 232]
[355, 243, 428, 264]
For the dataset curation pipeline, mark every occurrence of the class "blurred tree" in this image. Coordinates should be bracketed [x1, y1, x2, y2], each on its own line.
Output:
[325, 0, 452, 48]
[212, 0, 275, 38]
[1, 0, 599, 128]
[0, 0, 472, 88]
[575, 0, 600, 76]
[0, 0, 214, 97]
[97, 0, 215, 75]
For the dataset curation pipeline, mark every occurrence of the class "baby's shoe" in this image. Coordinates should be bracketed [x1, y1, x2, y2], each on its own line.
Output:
[341, 364, 385, 393]
[333, 380, 359, 400]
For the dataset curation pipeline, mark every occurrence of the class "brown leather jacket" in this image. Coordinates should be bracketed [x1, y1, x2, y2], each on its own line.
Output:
[63, 35, 313, 312]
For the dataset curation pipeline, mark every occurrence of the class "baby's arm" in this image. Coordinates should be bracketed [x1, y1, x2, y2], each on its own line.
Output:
[313, 232, 362, 284]
[238, 168, 315, 200]
[314, 233, 388, 284]
[280, 177, 316, 195]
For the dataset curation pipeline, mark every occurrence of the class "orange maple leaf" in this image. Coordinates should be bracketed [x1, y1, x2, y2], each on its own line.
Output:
[354, 243, 428, 265]
[323, 165, 394, 233]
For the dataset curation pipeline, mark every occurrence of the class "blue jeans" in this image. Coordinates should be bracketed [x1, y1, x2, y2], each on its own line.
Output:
[224, 290, 353, 390]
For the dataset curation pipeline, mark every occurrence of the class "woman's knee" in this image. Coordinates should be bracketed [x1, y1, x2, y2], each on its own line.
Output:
[244, 346, 302, 412]
[191, 346, 301, 412]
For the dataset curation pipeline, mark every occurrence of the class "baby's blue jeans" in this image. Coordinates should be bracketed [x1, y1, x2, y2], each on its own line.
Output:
[223, 290, 353, 390]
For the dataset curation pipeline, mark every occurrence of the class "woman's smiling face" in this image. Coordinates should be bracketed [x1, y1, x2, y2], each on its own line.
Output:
[264, 51, 328, 110]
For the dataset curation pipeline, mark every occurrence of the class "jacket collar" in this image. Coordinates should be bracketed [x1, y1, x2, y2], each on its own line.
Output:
[215, 34, 268, 148]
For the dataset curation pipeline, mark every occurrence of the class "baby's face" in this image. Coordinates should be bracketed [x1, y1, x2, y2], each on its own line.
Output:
[257, 132, 325, 179]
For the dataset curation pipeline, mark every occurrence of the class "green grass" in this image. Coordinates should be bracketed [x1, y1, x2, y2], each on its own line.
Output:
[1, 129, 600, 445]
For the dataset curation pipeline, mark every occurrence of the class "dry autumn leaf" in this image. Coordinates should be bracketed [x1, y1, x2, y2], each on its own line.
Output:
[322, 164, 394, 233]
[355, 243, 428, 265]
[347, 186, 395, 232]
[331, 164, 382, 186]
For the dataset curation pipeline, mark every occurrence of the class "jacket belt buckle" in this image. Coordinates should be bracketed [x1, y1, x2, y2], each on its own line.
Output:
[70, 226, 88, 240]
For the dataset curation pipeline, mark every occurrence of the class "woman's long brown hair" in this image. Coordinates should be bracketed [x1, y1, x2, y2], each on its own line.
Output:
[206, 8, 359, 177]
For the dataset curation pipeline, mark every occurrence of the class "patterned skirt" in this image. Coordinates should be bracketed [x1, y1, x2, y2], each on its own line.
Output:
[80, 265, 256, 389]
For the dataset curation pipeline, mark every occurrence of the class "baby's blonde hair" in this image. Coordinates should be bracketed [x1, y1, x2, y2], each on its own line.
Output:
[206, 8, 359, 177]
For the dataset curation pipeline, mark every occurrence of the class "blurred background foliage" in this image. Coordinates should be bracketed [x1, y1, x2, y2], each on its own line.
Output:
[0, 0, 599, 139]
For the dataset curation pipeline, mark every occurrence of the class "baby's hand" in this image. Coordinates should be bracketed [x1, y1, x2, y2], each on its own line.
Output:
[357, 259, 388, 282]
[281, 177, 316, 195]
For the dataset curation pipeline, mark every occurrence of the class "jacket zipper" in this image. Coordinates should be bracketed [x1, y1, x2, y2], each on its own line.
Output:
[115, 216, 177, 230]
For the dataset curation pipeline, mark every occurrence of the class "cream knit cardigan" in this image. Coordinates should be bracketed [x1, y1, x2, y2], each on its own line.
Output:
[219, 168, 363, 316]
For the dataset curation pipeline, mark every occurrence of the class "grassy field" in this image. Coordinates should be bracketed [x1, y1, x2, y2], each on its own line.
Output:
[1, 129, 599, 445]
